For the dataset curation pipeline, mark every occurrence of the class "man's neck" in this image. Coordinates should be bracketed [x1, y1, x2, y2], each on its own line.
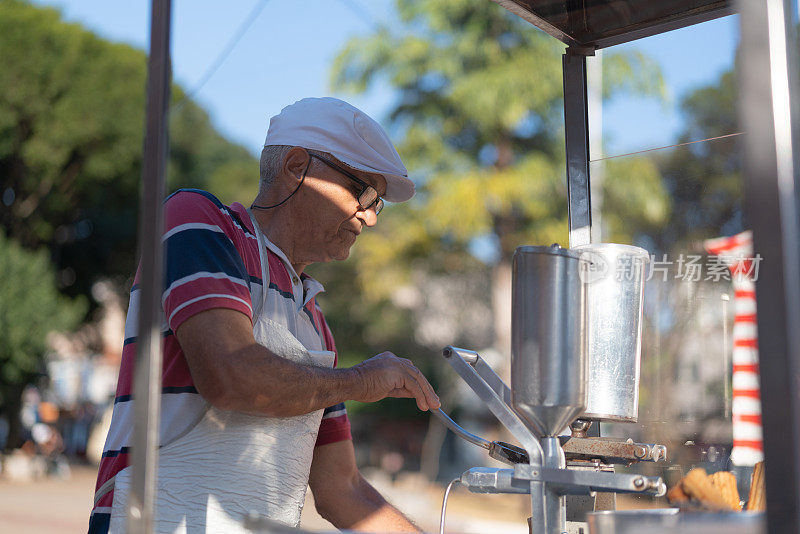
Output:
[250, 205, 308, 275]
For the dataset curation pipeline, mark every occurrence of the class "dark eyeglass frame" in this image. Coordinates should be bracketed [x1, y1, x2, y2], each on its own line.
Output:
[309, 153, 384, 215]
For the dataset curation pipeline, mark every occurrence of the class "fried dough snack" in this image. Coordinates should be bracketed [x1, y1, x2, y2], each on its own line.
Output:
[682, 468, 735, 511]
[666, 481, 690, 504]
[748, 461, 766, 512]
[667, 464, 768, 512]
[710, 470, 742, 511]
[667, 468, 739, 511]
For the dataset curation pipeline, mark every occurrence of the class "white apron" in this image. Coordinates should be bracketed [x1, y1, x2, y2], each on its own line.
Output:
[108, 210, 335, 533]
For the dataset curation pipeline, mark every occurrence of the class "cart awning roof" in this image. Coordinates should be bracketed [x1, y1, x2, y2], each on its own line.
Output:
[491, 0, 734, 49]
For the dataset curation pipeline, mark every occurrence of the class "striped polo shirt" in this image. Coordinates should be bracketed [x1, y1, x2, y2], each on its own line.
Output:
[88, 189, 351, 533]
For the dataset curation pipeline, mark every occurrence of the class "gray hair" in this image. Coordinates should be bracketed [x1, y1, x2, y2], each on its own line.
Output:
[259, 145, 293, 194]
[259, 146, 341, 194]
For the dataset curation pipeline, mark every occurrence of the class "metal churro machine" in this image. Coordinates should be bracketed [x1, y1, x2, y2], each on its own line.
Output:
[429, 1, 800, 532]
[433, 243, 662, 534]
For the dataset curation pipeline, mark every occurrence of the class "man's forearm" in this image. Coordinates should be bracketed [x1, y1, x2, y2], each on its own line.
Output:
[208, 342, 363, 416]
[177, 308, 438, 417]
[318, 474, 420, 533]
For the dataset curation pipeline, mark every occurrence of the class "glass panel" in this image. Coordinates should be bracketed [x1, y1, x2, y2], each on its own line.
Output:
[589, 84, 757, 506]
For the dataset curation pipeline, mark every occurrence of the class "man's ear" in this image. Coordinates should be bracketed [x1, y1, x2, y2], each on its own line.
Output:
[282, 147, 311, 183]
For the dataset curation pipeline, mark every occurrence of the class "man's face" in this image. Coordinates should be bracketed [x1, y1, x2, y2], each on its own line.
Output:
[292, 153, 387, 263]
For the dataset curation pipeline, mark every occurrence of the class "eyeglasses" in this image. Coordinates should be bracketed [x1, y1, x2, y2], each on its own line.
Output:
[309, 153, 384, 215]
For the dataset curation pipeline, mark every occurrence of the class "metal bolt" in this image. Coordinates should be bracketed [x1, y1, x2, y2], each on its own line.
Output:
[633, 476, 646, 489]
[634, 445, 648, 459]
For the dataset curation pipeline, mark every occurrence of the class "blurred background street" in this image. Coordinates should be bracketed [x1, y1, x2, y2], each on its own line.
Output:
[0, 462, 97, 533]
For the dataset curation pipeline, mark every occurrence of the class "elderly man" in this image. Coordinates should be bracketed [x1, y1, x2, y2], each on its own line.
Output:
[89, 97, 440, 533]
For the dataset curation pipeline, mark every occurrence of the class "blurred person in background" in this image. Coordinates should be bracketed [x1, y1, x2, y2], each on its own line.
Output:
[89, 97, 439, 534]
[18, 384, 41, 447]
[30, 420, 70, 478]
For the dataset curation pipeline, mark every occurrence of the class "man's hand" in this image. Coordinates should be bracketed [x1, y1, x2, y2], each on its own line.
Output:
[350, 352, 440, 411]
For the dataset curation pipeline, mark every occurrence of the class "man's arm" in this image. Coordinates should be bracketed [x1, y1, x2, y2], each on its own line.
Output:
[175, 307, 440, 416]
[309, 439, 420, 532]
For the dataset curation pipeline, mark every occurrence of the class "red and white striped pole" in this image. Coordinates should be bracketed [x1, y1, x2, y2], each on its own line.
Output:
[704, 230, 763, 466]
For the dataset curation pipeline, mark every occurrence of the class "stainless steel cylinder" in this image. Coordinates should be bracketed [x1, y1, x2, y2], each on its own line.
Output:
[574, 243, 649, 422]
[511, 245, 588, 438]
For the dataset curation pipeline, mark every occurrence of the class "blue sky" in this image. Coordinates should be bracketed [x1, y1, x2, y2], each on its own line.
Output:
[31, 0, 739, 159]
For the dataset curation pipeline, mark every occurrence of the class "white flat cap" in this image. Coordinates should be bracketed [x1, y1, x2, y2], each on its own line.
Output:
[264, 97, 414, 202]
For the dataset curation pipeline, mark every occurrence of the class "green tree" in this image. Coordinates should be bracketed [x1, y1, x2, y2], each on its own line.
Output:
[331, 0, 670, 354]
[0, 0, 257, 300]
[0, 233, 86, 447]
[654, 69, 741, 250]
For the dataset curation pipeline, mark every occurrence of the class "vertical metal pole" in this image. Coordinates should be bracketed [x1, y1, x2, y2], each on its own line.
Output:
[563, 48, 598, 525]
[128, 1, 171, 533]
[529, 479, 546, 534]
[738, 1, 800, 532]
[526, 439, 562, 534]
[587, 50, 605, 243]
[563, 48, 593, 248]
[543, 437, 566, 534]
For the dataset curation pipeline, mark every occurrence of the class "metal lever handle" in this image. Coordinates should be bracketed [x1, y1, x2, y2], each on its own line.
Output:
[432, 408, 532, 466]
[444, 347, 513, 405]
[431, 408, 491, 450]
[442, 346, 543, 463]
[489, 441, 530, 465]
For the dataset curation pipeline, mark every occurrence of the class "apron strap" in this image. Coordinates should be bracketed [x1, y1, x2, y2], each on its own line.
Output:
[247, 209, 329, 353]
[94, 476, 116, 506]
[247, 209, 270, 318]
